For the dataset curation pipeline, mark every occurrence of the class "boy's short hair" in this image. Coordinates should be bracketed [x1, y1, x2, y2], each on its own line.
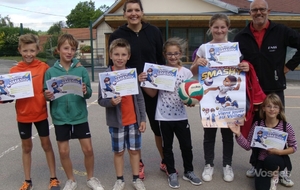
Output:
[57, 34, 79, 50]
[109, 38, 131, 54]
[18, 34, 40, 50]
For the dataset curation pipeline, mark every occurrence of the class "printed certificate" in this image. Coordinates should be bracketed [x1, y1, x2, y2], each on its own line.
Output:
[99, 68, 138, 98]
[0, 71, 34, 100]
[199, 66, 246, 128]
[205, 42, 240, 67]
[46, 75, 83, 100]
[141, 63, 178, 92]
[251, 126, 288, 150]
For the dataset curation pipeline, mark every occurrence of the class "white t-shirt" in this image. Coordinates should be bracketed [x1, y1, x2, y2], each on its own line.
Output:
[155, 66, 193, 121]
[218, 85, 235, 97]
[196, 42, 241, 62]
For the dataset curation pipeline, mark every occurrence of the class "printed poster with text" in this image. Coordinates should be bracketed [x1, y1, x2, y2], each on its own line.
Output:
[199, 66, 246, 128]
[99, 68, 138, 98]
[251, 126, 288, 150]
[141, 63, 178, 92]
[205, 42, 240, 67]
[0, 71, 34, 101]
[46, 75, 83, 100]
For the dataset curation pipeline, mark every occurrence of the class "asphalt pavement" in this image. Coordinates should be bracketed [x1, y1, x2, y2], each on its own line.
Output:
[0, 59, 299, 190]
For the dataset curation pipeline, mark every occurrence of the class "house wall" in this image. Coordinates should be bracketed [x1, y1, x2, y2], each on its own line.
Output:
[94, 0, 300, 80]
[96, 0, 226, 64]
[135, 0, 225, 13]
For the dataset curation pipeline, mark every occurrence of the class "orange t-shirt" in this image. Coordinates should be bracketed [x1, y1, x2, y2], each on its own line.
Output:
[10, 59, 49, 122]
[121, 95, 137, 126]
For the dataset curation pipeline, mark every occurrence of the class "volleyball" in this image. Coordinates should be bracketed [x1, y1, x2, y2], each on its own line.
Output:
[204, 77, 213, 86]
[178, 79, 204, 106]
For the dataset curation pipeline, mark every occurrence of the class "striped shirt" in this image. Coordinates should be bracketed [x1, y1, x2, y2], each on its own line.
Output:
[236, 120, 297, 161]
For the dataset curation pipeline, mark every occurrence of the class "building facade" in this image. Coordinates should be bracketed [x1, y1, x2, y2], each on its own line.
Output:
[93, 0, 300, 79]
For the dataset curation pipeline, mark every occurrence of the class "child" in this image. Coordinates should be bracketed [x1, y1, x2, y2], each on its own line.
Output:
[139, 37, 202, 188]
[204, 75, 241, 108]
[9, 34, 60, 190]
[229, 93, 297, 190]
[98, 38, 146, 190]
[44, 34, 104, 190]
[190, 13, 249, 182]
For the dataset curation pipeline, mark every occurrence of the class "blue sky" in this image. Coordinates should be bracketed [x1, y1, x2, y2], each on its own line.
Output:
[0, 0, 116, 31]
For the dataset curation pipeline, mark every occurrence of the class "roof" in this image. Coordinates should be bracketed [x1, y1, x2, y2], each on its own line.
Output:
[219, 0, 300, 14]
[92, 0, 300, 28]
[61, 28, 97, 40]
[38, 35, 51, 51]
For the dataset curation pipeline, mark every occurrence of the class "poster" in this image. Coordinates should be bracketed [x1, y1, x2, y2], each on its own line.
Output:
[199, 66, 246, 128]
[99, 68, 138, 98]
[141, 63, 178, 92]
[46, 75, 83, 100]
[0, 71, 34, 101]
[205, 42, 240, 67]
[251, 126, 288, 150]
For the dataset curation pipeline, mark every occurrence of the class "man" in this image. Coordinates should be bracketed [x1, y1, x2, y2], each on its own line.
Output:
[234, 0, 300, 187]
[234, 0, 300, 106]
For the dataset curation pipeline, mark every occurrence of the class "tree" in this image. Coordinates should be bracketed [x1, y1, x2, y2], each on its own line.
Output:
[47, 21, 65, 35]
[66, 0, 103, 28]
[100, 5, 109, 12]
[0, 15, 13, 27]
[0, 27, 37, 56]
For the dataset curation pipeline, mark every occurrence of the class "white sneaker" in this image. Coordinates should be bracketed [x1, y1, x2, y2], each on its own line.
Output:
[202, 164, 214, 182]
[223, 165, 234, 182]
[63, 180, 77, 190]
[87, 177, 104, 190]
[246, 166, 255, 178]
[113, 179, 125, 190]
[279, 169, 294, 187]
[133, 178, 146, 190]
[270, 173, 279, 190]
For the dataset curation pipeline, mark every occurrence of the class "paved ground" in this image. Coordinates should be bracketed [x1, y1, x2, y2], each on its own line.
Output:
[0, 59, 299, 189]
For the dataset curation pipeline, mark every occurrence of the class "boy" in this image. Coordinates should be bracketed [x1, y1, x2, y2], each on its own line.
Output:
[44, 34, 104, 190]
[9, 34, 60, 190]
[98, 38, 146, 190]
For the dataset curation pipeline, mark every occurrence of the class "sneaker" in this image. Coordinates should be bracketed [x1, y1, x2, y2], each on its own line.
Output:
[223, 165, 234, 182]
[49, 179, 60, 190]
[139, 161, 145, 180]
[63, 180, 77, 190]
[270, 173, 279, 190]
[160, 162, 167, 173]
[246, 166, 255, 178]
[168, 173, 180, 189]
[183, 171, 202, 185]
[279, 171, 294, 187]
[160, 162, 178, 176]
[132, 178, 146, 190]
[202, 164, 214, 182]
[113, 179, 125, 190]
[19, 181, 33, 190]
[87, 177, 104, 190]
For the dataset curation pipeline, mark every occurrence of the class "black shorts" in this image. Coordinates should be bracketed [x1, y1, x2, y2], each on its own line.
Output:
[54, 122, 91, 141]
[142, 89, 160, 136]
[18, 119, 50, 139]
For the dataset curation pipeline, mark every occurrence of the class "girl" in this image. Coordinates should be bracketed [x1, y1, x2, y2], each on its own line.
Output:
[190, 13, 249, 182]
[108, 0, 165, 179]
[139, 37, 201, 189]
[44, 34, 104, 190]
[229, 93, 297, 190]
